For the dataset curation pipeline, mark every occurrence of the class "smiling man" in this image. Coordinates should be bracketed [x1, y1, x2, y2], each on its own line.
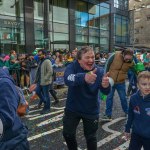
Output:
[63, 46, 111, 150]
[102, 48, 134, 121]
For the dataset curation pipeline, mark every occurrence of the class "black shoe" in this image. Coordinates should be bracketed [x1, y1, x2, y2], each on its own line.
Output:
[37, 103, 42, 109]
[40, 109, 50, 114]
[101, 115, 112, 122]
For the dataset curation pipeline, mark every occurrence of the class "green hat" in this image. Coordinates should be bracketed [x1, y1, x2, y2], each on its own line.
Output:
[134, 62, 145, 72]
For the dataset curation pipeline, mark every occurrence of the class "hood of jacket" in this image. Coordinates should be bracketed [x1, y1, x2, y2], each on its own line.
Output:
[0, 67, 14, 83]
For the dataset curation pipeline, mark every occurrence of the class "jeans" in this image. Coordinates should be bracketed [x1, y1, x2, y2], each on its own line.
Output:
[129, 133, 150, 150]
[63, 109, 98, 150]
[127, 70, 137, 95]
[36, 84, 50, 110]
[105, 82, 128, 116]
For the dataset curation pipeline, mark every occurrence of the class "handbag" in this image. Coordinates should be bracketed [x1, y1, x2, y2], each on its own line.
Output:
[16, 86, 29, 116]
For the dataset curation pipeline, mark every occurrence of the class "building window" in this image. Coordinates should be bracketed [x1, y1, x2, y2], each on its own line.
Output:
[53, 0, 68, 8]
[135, 38, 139, 44]
[147, 16, 150, 21]
[38, 1, 43, 17]
[135, 28, 140, 34]
[114, 14, 128, 45]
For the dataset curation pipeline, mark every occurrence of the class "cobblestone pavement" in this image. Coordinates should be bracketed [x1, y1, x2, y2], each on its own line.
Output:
[23, 85, 130, 150]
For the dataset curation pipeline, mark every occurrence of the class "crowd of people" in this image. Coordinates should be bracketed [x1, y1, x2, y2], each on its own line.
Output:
[0, 46, 150, 150]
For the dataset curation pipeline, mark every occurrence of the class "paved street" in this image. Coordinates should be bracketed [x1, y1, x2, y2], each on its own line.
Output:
[23, 86, 130, 150]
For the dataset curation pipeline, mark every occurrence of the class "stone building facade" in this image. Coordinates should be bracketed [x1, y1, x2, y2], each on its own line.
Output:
[129, 0, 150, 49]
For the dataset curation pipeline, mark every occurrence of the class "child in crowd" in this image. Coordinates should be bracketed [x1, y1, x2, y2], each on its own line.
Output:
[124, 71, 150, 150]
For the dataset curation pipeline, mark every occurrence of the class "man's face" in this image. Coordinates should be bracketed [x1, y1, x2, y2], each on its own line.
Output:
[123, 54, 133, 63]
[78, 50, 95, 71]
[38, 51, 45, 60]
[72, 50, 78, 58]
[138, 78, 150, 96]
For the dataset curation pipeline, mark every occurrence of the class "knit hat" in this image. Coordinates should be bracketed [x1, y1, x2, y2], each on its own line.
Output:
[4, 55, 10, 61]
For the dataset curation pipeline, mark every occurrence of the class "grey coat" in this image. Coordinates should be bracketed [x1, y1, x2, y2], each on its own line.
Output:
[35, 59, 53, 86]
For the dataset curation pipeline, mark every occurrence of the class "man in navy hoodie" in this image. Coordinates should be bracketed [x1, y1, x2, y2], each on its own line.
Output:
[63, 46, 111, 150]
[0, 67, 29, 150]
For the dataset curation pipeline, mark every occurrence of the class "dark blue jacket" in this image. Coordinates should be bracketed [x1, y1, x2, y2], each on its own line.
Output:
[64, 60, 111, 119]
[0, 68, 28, 150]
[125, 90, 150, 138]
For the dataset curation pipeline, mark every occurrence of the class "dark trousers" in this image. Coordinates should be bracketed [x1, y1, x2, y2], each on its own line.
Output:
[49, 83, 58, 101]
[36, 84, 50, 110]
[129, 133, 150, 150]
[63, 110, 98, 150]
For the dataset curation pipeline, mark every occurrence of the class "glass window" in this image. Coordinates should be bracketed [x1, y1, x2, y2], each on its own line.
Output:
[76, 26, 88, 35]
[53, 33, 68, 42]
[89, 4, 100, 27]
[53, 23, 68, 33]
[89, 36, 99, 44]
[100, 30, 109, 37]
[100, 3, 110, 9]
[89, 28, 99, 36]
[34, 0, 43, 20]
[114, 0, 128, 10]
[53, 0, 68, 24]
[53, 6, 68, 24]
[53, 0, 68, 8]
[75, 11, 88, 27]
[100, 15, 109, 30]
[34, 0, 44, 47]
[114, 14, 128, 45]
[0, 0, 23, 17]
[122, 19, 127, 36]
[115, 17, 121, 36]
[100, 6, 109, 16]
[0, 0, 24, 54]
[75, 1, 88, 27]
[100, 37, 109, 51]
[76, 35, 88, 43]
[54, 44, 69, 49]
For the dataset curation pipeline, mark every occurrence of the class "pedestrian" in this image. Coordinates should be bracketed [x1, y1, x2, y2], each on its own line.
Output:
[63, 46, 111, 150]
[34, 49, 53, 114]
[0, 67, 29, 150]
[124, 71, 150, 150]
[102, 49, 135, 121]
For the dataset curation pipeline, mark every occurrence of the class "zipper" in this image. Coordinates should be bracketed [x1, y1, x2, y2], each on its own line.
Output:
[115, 61, 124, 82]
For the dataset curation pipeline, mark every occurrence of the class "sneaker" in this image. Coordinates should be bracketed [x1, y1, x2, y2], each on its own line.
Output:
[37, 103, 42, 109]
[40, 109, 50, 114]
[101, 115, 112, 122]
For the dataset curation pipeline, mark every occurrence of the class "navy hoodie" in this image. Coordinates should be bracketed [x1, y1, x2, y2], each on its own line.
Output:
[125, 90, 150, 138]
[64, 60, 111, 119]
[0, 68, 28, 150]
